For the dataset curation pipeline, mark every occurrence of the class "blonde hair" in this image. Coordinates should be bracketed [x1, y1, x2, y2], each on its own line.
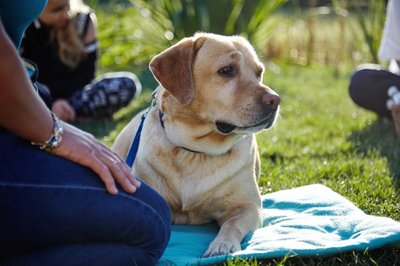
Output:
[52, 0, 91, 68]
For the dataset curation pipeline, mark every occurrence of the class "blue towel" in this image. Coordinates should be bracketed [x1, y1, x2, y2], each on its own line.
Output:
[157, 184, 400, 265]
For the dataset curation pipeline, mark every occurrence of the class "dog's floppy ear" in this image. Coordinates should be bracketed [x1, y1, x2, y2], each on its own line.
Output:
[149, 36, 205, 105]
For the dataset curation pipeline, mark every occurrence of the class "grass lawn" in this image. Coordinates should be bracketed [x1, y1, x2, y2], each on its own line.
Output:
[77, 63, 400, 265]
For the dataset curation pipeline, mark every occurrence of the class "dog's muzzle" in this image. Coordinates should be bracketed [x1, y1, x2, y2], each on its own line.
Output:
[216, 108, 279, 135]
[216, 91, 280, 135]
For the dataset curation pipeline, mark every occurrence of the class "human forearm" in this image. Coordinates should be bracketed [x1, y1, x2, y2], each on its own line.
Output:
[0, 21, 53, 143]
[0, 24, 141, 194]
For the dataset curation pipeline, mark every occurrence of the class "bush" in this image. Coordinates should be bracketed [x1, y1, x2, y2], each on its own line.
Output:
[131, 0, 287, 42]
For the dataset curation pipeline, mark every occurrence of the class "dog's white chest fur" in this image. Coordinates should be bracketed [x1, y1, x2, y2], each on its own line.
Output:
[174, 145, 251, 210]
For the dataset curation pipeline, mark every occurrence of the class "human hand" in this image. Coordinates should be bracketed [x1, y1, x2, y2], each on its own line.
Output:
[51, 122, 141, 195]
[52, 99, 76, 122]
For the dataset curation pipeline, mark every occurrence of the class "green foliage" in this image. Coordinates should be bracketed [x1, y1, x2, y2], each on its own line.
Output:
[332, 0, 386, 64]
[93, 0, 387, 73]
[96, 5, 169, 68]
[352, 0, 386, 63]
[130, 0, 287, 42]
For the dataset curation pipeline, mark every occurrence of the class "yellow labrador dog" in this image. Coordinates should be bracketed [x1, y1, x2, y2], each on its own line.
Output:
[112, 33, 280, 257]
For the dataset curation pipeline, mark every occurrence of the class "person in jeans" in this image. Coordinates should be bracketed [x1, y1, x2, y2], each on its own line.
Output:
[349, 0, 400, 119]
[20, 0, 141, 122]
[0, 1, 171, 265]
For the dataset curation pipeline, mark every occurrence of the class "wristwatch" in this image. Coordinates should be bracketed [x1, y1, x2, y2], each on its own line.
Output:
[31, 112, 64, 151]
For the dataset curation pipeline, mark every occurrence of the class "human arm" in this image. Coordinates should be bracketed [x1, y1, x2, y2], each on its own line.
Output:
[84, 12, 97, 45]
[50, 13, 97, 121]
[0, 20, 54, 144]
[0, 20, 140, 195]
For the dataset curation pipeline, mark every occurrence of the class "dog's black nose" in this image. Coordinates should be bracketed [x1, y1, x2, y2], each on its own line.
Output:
[262, 92, 280, 110]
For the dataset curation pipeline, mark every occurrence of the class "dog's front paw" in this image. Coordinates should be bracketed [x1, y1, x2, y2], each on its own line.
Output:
[203, 239, 241, 257]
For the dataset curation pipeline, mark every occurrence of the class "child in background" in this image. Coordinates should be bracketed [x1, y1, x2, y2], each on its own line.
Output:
[21, 0, 141, 122]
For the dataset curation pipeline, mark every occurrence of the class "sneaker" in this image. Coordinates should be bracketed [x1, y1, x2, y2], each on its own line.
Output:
[69, 72, 142, 118]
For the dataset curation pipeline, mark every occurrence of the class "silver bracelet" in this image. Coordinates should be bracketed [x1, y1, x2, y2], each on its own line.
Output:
[31, 112, 64, 151]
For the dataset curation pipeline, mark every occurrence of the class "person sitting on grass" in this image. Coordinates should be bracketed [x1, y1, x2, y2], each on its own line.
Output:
[0, 1, 171, 265]
[349, 0, 400, 120]
[20, 0, 141, 122]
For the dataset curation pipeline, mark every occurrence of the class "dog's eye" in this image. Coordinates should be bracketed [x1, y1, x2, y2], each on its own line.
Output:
[218, 66, 236, 78]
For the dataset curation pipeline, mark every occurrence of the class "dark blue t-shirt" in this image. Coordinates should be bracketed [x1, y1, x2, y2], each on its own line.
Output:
[0, 0, 47, 48]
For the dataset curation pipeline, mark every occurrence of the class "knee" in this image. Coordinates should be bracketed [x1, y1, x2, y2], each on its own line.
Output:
[349, 69, 370, 90]
[349, 68, 374, 103]
[121, 184, 172, 262]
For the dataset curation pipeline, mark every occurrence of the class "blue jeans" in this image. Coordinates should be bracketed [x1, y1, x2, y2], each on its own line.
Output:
[0, 130, 171, 266]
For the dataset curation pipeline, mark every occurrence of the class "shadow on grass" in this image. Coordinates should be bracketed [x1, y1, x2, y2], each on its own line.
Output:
[255, 244, 400, 266]
[347, 118, 400, 188]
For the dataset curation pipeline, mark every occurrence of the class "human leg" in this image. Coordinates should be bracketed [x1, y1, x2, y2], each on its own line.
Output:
[349, 66, 400, 119]
[68, 72, 142, 118]
[0, 130, 171, 265]
[2, 244, 159, 266]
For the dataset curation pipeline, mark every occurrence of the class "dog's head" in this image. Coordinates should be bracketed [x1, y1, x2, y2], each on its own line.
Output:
[149, 33, 280, 153]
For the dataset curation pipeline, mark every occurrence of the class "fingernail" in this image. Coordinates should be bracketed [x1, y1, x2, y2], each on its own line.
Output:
[110, 186, 118, 195]
[130, 175, 141, 187]
[129, 185, 137, 193]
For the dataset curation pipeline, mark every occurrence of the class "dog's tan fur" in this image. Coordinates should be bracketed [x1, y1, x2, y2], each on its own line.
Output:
[112, 33, 280, 257]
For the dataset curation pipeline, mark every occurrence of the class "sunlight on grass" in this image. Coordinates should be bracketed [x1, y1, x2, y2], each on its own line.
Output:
[256, 65, 400, 222]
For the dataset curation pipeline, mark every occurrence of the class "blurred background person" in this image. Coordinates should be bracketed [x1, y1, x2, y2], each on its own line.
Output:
[349, 0, 400, 120]
[21, 0, 141, 122]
